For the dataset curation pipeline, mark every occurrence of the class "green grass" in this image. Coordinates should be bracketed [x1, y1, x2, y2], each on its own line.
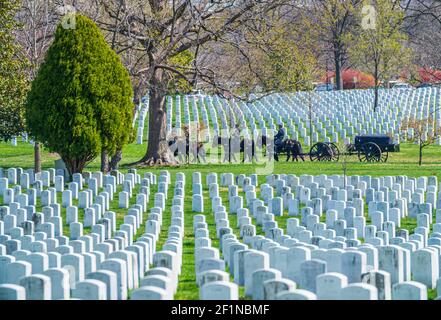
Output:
[2, 141, 441, 177]
[1, 140, 440, 300]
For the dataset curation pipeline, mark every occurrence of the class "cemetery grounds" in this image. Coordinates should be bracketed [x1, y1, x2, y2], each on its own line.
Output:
[1, 140, 440, 299]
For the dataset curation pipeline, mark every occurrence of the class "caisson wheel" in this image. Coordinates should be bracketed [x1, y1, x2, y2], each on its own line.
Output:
[358, 142, 382, 162]
[380, 150, 389, 162]
[328, 142, 340, 162]
[309, 142, 332, 161]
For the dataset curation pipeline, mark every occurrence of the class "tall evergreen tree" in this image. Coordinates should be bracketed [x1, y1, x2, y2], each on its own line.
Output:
[26, 14, 133, 174]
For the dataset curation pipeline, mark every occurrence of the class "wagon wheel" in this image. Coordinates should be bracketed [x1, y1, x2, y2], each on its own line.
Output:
[309, 143, 321, 161]
[358, 142, 382, 162]
[346, 143, 356, 153]
[380, 150, 389, 163]
[309, 142, 332, 161]
[319, 143, 334, 161]
[328, 142, 340, 162]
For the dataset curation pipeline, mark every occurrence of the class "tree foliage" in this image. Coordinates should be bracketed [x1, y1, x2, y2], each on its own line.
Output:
[96, 0, 294, 165]
[167, 50, 195, 94]
[303, 0, 362, 90]
[348, 0, 411, 110]
[248, 16, 319, 93]
[26, 14, 133, 174]
[0, 0, 29, 142]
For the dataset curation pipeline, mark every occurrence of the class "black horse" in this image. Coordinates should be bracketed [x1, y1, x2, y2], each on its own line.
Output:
[259, 135, 304, 162]
[213, 135, 258, 162]
[213, 136, 238, 162]
[240, 138, 258, 162]
[168, 136, 206, 163]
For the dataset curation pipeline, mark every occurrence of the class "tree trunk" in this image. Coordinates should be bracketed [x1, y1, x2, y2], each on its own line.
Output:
[64, 157, 86, 176]
[34, 142, 41, 173]
[374, 85, 379, 113]
[374, 63, 379, 113]
[101, 150, 109, 173]
[419, 144, 423, 166]
[343, 169, 347, 188]
[334, 47, 344, 90]
[109, 149, 123, 171]
[133, 70, 177, 166]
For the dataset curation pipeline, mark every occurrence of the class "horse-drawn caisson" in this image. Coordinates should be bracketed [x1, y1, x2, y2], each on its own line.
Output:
[271, 134, 400, 163]
[167, 125, 399, 163]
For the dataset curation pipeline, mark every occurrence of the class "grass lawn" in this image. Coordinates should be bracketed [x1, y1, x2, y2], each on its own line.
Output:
[1, 140, 440, 299]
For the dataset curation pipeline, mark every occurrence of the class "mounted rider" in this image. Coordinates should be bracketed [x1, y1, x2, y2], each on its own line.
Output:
[274, 123, 286, 153]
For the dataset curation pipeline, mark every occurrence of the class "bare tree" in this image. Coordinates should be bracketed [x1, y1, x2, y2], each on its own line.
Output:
[93, 0, 293, 166]
[348, 0, 411, 112]
[402, 0, 441, 83]
[300, 0, 362, 90]
[400, 117, 441, 166]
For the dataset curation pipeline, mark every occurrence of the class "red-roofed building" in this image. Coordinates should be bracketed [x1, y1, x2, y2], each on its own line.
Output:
[321, 69, 375, 89]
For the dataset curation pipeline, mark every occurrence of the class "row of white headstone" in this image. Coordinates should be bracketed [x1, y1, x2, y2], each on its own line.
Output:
[130, 88, 441, 147]
[2, 168, 441, 299]
[8, 88, 441, 149]
[0, 167, 188, 300]
[189, 171, 441, 300]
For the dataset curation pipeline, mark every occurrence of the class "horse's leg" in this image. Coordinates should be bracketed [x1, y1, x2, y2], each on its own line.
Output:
[223, 147, 228, 163]
[195, 149, 199, 163]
